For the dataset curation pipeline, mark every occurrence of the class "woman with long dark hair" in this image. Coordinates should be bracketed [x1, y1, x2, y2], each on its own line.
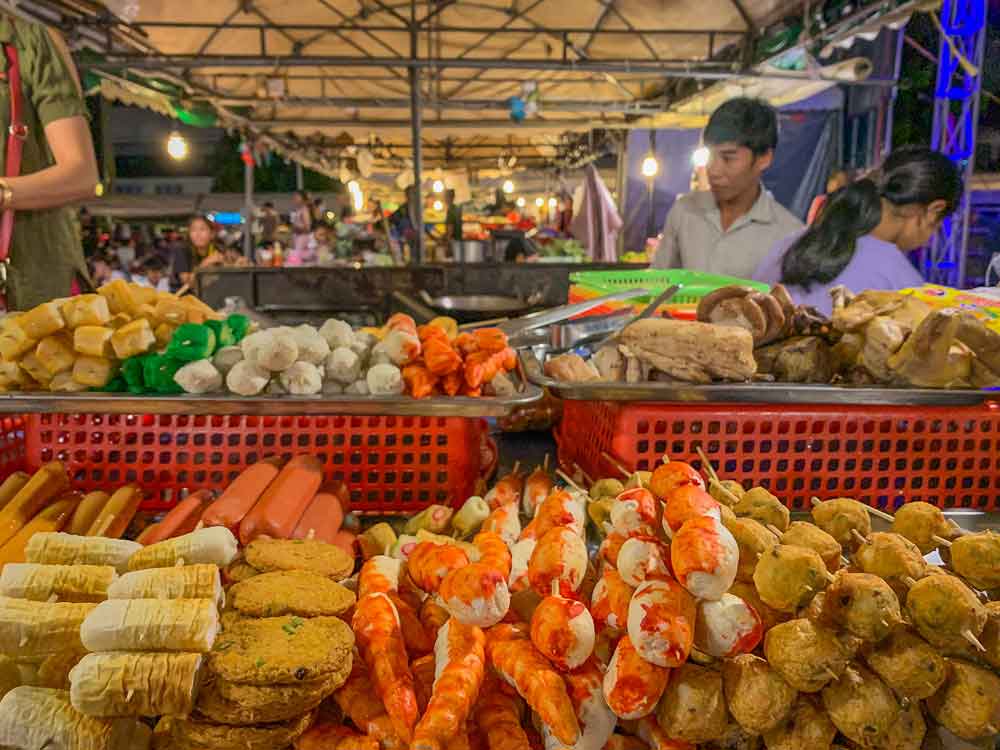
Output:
[753, 147, 962, 314]
[171, 215, 221, 290]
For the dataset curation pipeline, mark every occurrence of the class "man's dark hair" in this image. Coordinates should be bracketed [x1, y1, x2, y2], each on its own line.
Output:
[142, 255, 166, 272]
[704, 97, 778, 156]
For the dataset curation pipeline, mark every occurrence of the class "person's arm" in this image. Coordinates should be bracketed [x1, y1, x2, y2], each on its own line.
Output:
[7, 26, 97, 211]
[651, 203, 682, 268]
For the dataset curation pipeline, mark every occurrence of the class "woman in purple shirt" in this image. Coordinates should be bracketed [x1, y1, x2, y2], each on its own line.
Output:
[754, 147, 962, 315]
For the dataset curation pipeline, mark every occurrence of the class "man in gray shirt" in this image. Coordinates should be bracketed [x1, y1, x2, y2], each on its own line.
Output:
[653, 98, 803, 280]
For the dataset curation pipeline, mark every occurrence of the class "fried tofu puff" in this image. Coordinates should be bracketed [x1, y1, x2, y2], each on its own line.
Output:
[863, 626, 947, 701]
[752, 544, 830, 613]
[732, 487, 789, 533]
[721, 654, 797, 735]
[905, 574, 986, 650]
[722, 516, 776, 583]
[854, 533, 926, 589]
[926, 659, 1000, 741]
[655, 663, 729, 745]
[761, 696, 836, 750]
[780, 521, 842, 573]
[874, 699, 927, 750]
[763, 619, 852, 693]
[891, 501, 952, 555]
[950, 531, 1000, 591]
[821, 663, 899, 748]
[819, 572, 901, 642]
[811, 498, 871, 549]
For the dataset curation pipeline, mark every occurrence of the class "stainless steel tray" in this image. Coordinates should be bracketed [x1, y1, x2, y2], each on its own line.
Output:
[522, 351, 998, 406]
[0, 384, 543, 418]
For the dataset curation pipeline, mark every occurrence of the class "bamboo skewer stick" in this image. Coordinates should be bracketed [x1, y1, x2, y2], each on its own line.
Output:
[556, 469, 585, 494]
[601, 451, 631, 479]
[573, 463, 594, 487]
[695, 446, 721, 486]
[899, 574, 986, 652]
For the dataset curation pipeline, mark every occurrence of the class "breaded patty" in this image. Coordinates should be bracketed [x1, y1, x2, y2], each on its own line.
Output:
[229, 570, 356, 618]
[198, 667, 345, 725]
[171, 710, 314, 750]
[223, 559, 261, 585]
[208, 615, 353, 685]
[215, 662, 348, 709]
[245, 539, 354, 580]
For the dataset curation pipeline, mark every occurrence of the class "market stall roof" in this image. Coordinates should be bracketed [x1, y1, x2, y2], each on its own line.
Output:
[23, 0, 912, 172]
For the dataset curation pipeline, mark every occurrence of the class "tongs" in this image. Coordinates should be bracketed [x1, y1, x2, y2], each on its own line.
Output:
[591, 284, 681, 350]
[496, 288, 650, 343]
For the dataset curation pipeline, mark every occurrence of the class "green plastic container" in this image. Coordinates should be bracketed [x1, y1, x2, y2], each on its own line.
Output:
[570, 269, 769, 305]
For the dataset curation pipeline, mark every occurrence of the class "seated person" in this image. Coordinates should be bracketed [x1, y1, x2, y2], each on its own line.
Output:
[753, 146, 962, 315]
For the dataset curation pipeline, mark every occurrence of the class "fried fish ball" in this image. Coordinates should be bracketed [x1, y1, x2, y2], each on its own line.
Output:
[979, 602, 1000, 670]
[811, 498, 871, 548]
[722, 654, 798, 735]
[854, 532, 926, 586]
[950, 531, 1000, 591]
[891, 501, 952, 555]
[655, 663, 729, 744]
[761, 696, 835, 750]
[709, 479, 746, 508]
[753, 544, 830, 613]
[724, 516, 777, 583]
[863, 626, 946, 701]
[764, 619, 852, 693]
[733, 487, 790, 533]
[905, 574, 986, 650]
[926, 659, 1000, 741]
[874, 699, 926, 750]
[727, 580, 787, 633]
[820, 572, 901, 642]
[779, 521, 842, 573]
[821, 663, 899, 747]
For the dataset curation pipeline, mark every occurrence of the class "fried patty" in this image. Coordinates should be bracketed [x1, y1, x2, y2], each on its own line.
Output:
[229, 570, 356, 618]
[245, 539, 354, 580]
[208, 615, 353, 685]
[170, 710, 314, 750]
[196, 678, 327, 725]
[214, 660, 350, 713]
[223, 559, 261, 585]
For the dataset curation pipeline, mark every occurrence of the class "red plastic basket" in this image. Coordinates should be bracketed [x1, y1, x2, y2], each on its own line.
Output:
[0, 416, 26, 477]
[22, 413, 490, 513]
[557, 400, 1000, 512]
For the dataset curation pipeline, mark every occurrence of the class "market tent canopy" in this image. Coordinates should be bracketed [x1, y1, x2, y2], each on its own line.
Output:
[25, 0, 915, 172]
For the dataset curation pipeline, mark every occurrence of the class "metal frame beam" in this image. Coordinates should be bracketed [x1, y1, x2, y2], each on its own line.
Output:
[210, 96, 667, 112]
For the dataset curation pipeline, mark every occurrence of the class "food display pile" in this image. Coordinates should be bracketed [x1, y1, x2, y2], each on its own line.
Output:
[545, 284, 1000, 389]
[0, 452, 996, 749]
[0, 282, 518, 399]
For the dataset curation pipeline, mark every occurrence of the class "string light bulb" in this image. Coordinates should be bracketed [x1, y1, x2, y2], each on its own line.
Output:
[432, 179, 445, 193]
[534, 197, 544, 207]
[692, 146, 710, 168]
[548, 197, 557, 208]
[641, 155, 659, 178]
[433, 199, 444, 211]
[502, 179, 515, 194]
[166, 131, 189, 160]
[516, 197, 526, 207]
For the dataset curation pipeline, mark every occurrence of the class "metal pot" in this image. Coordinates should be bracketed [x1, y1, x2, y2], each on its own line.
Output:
[451, 240, 487, 263]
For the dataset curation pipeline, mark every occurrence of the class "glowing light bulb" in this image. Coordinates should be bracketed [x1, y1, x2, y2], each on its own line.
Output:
[433, 199, 443, 211]
[692, 146, 710, 168]
[548, 197, 557, 208]
[534, 197, 544, 208]
[502, 180, 515, 194]
[432, 180, 445, 193]
[641, 155, 658, 178]
[516, 197, 526, 207]
[166, 131, 189, 160]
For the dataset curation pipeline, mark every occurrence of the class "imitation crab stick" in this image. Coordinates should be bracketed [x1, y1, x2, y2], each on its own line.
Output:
[0, 472, 29, 512]
[67, 492, 108, 537]
[201, 457, 282, 533]
[0, 498, 78, 566]
[238, 455, 323, 544]
[86, 485, 142, 538]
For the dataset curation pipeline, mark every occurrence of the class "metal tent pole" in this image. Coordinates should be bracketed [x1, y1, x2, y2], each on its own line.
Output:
[295, 162, 304, 191]
[409, 0, 424, 264]
[244, 156, 255, 261]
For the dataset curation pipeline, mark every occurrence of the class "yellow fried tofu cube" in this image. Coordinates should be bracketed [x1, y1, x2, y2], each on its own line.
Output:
[131, 285, 158, 307]
[154, 323, 177, 348]
[73, 326, 114, 358]
[0, 318, 35, 360]
[110, 319, 155, 359]
[16, 302, 65, 339]
[62, 295, 111, 328]
[20, 352, 52, 385]
[98, 279, 139, 316]
[0, 360, 25, 389]
[107, 313, 132, 330]
[153, 297, 187, 326]
[51, 371, 89, 392]
[135, 304, 157, 323]
[72, 356, 116, 388]
[35, 335, 76, 375]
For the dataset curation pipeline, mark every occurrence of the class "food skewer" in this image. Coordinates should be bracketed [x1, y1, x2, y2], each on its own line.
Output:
[695, 446, 721, 486]
[555, 470, 586, 495]
[600, 451, 632, 479]
[810, 496, 954, 549]
[900, 575, 986, 653]
[572, 463, 594, 488]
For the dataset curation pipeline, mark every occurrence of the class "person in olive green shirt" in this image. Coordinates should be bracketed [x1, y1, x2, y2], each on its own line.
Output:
[0, 13, 99, 310]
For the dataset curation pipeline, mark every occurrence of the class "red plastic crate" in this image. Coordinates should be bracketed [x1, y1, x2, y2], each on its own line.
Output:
[0, 416, 25, 476]
[22, 413, 490, 513]
[557, 400, 1000, 512]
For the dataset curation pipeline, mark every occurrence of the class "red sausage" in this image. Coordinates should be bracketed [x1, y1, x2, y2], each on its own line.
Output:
[202, 457, 282, 533]
[140, 490, 213, 545]
[239, 455, 324, 544]
[292, 482, 348, 543]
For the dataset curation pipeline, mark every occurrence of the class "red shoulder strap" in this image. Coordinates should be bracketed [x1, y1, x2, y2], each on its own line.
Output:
[0, 42, 27, 263]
